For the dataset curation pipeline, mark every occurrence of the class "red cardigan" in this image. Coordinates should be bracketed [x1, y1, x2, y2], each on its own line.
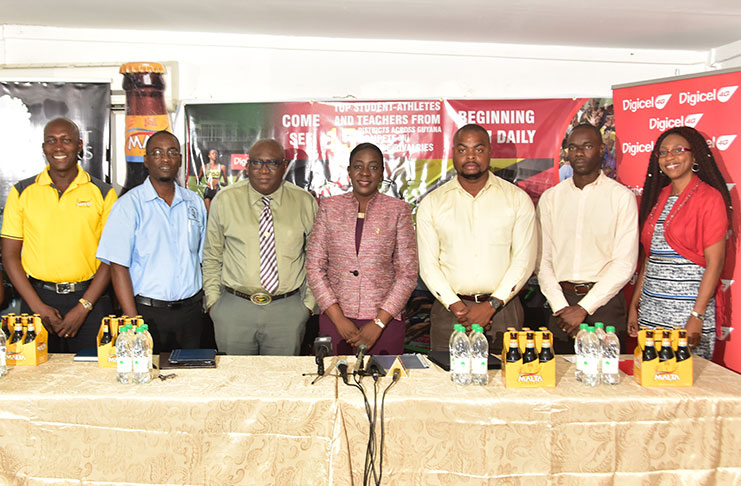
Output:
[305, 192, 418, 320]
[641, 175, 729, 328]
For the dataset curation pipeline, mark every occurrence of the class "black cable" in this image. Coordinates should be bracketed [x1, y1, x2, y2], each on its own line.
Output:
[377, 369, 401, 485]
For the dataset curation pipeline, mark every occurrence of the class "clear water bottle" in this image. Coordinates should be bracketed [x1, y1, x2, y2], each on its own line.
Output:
[449, 324, 463, 382]
[601, 325, 620, 385]
[469, 324, 489, 386]
[581, 327, 601, 387]
[574, 323, 589, 382]
[594, 322, 607, 343]
[141, 324, 154, 371]
[451, 325, 472, 386]
[132, 326, 152, 384]
[0, 324, 7, 378]
[116, 324, 134, 384]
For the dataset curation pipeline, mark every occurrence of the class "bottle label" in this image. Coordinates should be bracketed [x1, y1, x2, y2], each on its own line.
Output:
[133, 358, 148, 373]
[583, 357, 599, 374]
[471, 358, 487, 374]
[124, 115, 171, 163]
[117, 356, 133, 373]
[576, 356, 584, 371]
[453, 357, 470, 373]
[602, 357, 618, 374]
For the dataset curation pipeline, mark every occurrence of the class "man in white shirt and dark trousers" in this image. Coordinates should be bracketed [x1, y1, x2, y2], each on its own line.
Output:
[417, 124, 537, 354]
[537, 123, 639, 353]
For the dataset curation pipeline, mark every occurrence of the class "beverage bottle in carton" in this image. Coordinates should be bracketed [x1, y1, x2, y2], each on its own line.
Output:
[574, 323, 588, 381]
[539, 331, 554, 363]
[505, 330, 521, 363]
[9, 317, 24, 344]
[658, 330, 675, 362]
[642, 330, 658, 361]
[582, 327, 600, 387]
[601, 325, 620, 385]
[99, 318, 113, 346]
[676, 330, 691, 362]
[522, 332, 537, 365]
[23, 320, 37, 344]
[470, 324, 489, 385]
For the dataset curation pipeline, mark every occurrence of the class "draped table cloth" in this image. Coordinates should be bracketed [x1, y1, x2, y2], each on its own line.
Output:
[1, 355, 740, 485]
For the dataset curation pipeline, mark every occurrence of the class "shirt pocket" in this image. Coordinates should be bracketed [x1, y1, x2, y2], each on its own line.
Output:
[188, 218, 202, 253]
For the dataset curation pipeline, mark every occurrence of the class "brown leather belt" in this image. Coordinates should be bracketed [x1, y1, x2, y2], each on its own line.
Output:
[457, 293, 491, 304]
[225, 286, 300, 305]
[559, 281, 595, 296]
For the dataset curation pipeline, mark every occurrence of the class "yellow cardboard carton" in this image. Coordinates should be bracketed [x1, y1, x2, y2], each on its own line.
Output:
[5, 315, 48, 366]
[501, 329, 556, 388]
[633, 328, 692, 387]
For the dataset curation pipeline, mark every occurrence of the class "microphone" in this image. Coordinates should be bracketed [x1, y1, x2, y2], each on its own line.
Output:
[337, 359, 349, 384]
[353, 344, 368, 374]
[313, 336, 332, 376]
[393, 368, 401, 382]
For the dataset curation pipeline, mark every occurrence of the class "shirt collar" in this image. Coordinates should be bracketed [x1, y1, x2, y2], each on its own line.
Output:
[451, 171, 498, 197]
[37, 164, 87, 189]
[141, 177, 185, 206]
[248, 180, 285, 206]
[566, 171, 606, 192]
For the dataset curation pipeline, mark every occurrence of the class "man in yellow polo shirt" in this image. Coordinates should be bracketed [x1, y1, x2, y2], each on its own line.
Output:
[1, 118, 117, 353]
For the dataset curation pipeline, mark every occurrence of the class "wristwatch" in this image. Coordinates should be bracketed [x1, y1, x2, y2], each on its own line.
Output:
[488, 296, 503, 311]
[78, 298, 93, 311]
[373, 318, 386, 329]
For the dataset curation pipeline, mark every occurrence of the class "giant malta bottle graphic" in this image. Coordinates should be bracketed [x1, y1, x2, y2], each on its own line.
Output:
[120, 62, 171, 192]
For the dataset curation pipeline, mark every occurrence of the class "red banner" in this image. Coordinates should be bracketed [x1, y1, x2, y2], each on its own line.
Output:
[614, 69, 741, 372]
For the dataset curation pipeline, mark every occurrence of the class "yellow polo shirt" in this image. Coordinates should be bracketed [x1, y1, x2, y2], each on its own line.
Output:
[1, 165, 117, 283]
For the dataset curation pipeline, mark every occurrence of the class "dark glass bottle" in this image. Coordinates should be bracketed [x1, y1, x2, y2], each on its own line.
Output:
[23, 321, 37, 344]
[99, 318, 113, 346]
[505, 331, 521, 363]
[522, 332, 537, 364]
[676, 330, 691, 362]
[9, 317, 25, 344]
[658, 331, 675, 362]
[538, 331, 554, 363]
[642, 330, 658, 361]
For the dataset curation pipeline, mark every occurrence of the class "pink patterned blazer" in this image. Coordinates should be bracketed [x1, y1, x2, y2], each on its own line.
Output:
[306, 192, 418, 320]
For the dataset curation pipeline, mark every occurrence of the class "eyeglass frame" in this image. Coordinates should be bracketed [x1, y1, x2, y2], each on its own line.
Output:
[658, 147, 692, 158]
[146, 149, 182, 159]
[248, 159, 285, 170]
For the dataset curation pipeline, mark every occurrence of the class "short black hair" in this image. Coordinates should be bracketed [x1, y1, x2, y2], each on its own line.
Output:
[349, 142, 384, 169]
[454, 124, 490, 143]
[569, 123, 602, 141]
[146, 130, 179, 152]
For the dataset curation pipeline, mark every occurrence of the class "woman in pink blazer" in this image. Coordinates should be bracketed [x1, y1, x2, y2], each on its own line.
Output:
[306, 143, 418, 355]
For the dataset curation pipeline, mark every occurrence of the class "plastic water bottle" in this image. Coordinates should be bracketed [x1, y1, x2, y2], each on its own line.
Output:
[0, 324, 7, 378]
[469, 324, 489, 385]
[581, 327, 601, 387]
[594, 322, 607, 343]
[601, 325, 620, 385]
[116, 324, 134, 384]
[451, 326, 472, 385]
[132, 326, 152, 384]
[449, 324, 463, 382]
[141, 324, 154, 371]
[574, 323, 588, 382]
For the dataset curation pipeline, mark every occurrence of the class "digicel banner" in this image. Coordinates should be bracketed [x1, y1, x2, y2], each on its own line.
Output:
[614, 68, 741, 372]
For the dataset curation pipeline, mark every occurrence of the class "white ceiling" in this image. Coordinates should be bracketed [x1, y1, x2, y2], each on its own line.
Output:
[3, 0, 741, 50]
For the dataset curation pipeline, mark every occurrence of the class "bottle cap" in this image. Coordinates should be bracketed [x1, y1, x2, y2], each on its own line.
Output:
[606, 325, 616, 333]
[579, 323, 588, 330]
[587, 327, 595, 333]
[142, 324, 149, 331]
[595, 322, 605, 329]
[119, 62, 166, 74]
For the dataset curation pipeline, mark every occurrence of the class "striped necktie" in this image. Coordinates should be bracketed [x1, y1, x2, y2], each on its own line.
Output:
[259, 196, 279, 294]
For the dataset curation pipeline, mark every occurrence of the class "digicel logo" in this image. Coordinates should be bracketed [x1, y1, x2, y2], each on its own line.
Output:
[622, 141, 655, 156]
[679, 86, 738, 106]
[231, 154, 249, 168]
[648, 113, 703, 131]
[622, 94, 672, 113]
[707, 135, 737, 151]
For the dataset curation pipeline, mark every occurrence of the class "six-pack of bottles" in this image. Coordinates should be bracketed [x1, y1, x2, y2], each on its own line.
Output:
[0, 314, 48, 366]
[502, 327, 556, 388]
[633, 328, 693, 387]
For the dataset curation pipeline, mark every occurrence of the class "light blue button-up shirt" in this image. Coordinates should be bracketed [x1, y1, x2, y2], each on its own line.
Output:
[97, 177, 207, 301]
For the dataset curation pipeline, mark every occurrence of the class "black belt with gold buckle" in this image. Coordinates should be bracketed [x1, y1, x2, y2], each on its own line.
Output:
[135, 290, 203, 309]
[29, 276, 92, 295]
[224, 287, 300, 305]
[559, 281, 595, 296]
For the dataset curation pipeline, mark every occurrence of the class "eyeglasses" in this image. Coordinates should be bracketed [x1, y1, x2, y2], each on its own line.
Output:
[658, 147, 692, 158]
[249, 159, 284, 170]
[147, 149, 181, 159]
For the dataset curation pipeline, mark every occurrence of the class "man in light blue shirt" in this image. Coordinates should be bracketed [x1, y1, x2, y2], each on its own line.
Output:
[97, 131, 207, 352]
